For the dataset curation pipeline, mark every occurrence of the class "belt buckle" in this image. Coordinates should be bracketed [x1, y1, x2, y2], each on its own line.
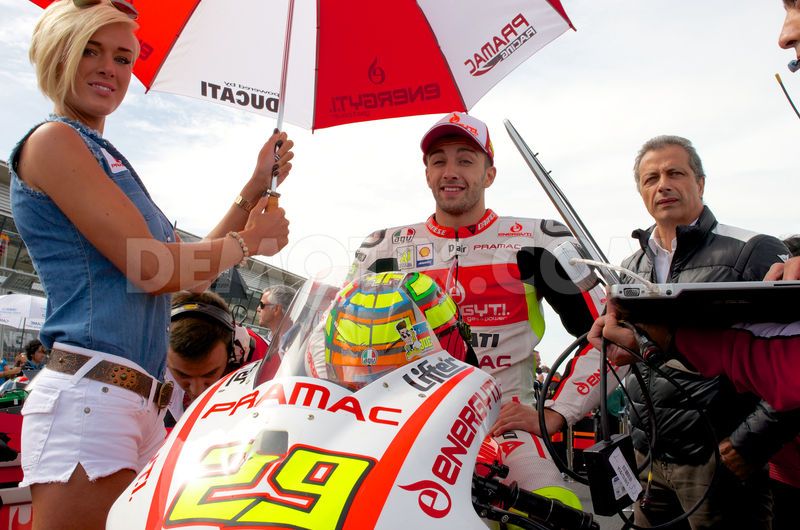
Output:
[156, 381, 174, 410]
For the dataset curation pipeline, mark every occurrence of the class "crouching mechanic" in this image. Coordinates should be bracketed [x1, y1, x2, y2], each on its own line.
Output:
[349, 112, 607, 506]
[166, 291, 263, 426]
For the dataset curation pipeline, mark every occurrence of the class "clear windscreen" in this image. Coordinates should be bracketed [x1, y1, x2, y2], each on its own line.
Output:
[254, 270, 453, 390]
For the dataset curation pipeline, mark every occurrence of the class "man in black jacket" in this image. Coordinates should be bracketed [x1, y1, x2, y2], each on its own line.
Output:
[619, 135, 790, 529]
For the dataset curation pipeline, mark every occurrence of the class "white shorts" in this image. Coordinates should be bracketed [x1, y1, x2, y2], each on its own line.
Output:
[20, 343, 166, 487]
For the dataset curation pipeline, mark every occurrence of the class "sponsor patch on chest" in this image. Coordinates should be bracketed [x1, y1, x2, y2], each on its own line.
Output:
[392, 228, 416, 244]
[497, 221, 534, 238]
[397, 246, 415, 269]
[444, 242, 469, 261]
[416, 243, 434, 267]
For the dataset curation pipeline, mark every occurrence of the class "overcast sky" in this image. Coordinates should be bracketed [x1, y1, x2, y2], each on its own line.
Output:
[1, 1, 796, 365]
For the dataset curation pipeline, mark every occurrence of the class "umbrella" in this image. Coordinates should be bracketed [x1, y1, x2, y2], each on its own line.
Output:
[31, 0, 574, 131]
[0, 294, 47, 331]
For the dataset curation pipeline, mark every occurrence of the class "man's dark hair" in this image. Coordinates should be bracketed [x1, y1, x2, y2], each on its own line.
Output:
[784, 235, 800, 258]
[24, 339, 42, 357]
[170, 291, 231, 361]
[633, 135, 705, 189]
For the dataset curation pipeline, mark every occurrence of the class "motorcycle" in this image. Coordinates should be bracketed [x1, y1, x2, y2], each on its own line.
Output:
[0, 375, 33, 530]
[0, 378, 29, 412]
[108, 270, 598, 530]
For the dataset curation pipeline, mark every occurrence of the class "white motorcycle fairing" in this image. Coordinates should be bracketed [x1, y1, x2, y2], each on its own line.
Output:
[108, 353, 501, 529]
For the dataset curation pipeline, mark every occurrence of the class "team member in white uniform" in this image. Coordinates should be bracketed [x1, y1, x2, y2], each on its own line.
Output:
[350, 112, 606, 503]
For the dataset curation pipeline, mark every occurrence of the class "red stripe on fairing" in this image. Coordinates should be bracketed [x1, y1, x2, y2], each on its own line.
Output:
[145, 374, 234, 529]
[313, 1, 466, 129]
[146, 368, 475, 528]
[341, 367, 474, 529]
[550, 343, 593, 401]
[582, 291, 600, 320]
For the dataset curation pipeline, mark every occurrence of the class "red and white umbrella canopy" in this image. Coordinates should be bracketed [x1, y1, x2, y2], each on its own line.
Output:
[33, 0, 574, 130]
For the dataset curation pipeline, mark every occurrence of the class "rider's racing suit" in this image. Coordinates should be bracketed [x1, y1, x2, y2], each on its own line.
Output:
[350, 209, 606, 498]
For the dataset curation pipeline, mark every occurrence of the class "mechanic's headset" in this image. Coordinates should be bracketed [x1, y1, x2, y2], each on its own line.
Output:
[170, 302, 237, 366]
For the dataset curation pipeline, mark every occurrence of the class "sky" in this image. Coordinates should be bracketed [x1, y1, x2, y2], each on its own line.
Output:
[0, 0, 797, 366]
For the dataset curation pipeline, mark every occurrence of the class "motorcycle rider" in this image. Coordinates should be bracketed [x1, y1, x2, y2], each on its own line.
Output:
[349, 111, 606, 505]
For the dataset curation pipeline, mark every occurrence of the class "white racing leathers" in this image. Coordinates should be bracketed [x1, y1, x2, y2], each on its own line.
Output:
[350, 210, 608, 496]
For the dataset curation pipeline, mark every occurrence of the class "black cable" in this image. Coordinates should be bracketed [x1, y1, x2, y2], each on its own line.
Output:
[599, 337, 610, 441]
[536, 326, 722, 529]
[607, 357, 653, 476]
[626, 362, 657, 522]
[536, 333, 649, 480]
[536, 333, 591, 484]
[610, 323, 721, 530]
[629, 363, 657, 475]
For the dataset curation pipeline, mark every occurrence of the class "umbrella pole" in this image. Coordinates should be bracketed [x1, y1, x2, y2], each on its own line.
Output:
[274, 0, 295, 135]
[264, 0, 296, 212]
[20, 318, 27, 351]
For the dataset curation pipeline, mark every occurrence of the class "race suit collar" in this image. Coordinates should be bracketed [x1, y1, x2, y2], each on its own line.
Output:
[425, 209, 498, 239]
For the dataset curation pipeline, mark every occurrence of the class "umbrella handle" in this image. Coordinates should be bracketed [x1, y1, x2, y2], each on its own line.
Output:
[269, 127, 283, 194]
[263, 190, 280, 212]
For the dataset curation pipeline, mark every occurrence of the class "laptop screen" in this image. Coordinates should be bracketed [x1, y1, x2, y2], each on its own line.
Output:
[609, 281, 800, 326]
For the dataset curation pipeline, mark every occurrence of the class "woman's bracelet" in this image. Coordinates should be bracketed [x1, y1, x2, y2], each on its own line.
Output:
[233, 194, 255, 213]
[235, 187, 270, 214]
[227, 231, 250, 267]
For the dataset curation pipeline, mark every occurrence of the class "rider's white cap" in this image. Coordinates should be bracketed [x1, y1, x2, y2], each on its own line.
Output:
[420, 111, 494, 165]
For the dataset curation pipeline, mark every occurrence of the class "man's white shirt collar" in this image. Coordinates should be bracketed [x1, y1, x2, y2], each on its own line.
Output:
[647, 218, 699, 283]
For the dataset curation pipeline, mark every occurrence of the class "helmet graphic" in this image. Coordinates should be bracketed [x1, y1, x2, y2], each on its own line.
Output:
[324, 271, 464, 389]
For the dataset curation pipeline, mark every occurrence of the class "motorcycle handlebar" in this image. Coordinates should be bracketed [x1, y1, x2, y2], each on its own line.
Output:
[509, 483, 598, 530]
[473, 473, 599, 530]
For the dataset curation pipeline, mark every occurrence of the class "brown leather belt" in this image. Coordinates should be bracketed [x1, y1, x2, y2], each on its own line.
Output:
[46, 349, 173, 410]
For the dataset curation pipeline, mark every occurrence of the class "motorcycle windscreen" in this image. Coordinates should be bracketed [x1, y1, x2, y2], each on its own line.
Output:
[255, 270, 458, 390]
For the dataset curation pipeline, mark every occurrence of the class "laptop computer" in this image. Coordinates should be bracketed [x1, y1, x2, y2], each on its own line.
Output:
[608, 280, 800, 326]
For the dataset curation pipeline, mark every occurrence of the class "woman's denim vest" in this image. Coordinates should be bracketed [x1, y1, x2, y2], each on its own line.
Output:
[9, 116, 173, 378]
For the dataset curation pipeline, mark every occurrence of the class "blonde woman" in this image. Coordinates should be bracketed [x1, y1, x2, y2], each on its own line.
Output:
[9, 1, 294, 527]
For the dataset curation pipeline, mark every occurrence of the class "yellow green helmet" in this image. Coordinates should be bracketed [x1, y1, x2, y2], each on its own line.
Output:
[324, 271, 463, 389]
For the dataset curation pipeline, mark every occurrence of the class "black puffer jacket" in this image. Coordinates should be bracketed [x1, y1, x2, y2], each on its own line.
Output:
[622, 206, 790, 464]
